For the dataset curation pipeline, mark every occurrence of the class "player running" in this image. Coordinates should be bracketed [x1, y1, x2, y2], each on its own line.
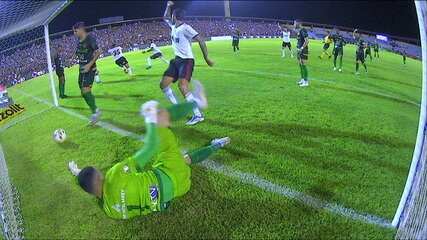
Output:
[73, 22, 102, 124]
[51, 47, 67, 99]
[319, 31, 333, 59]
[67, 84, 231, 220]
[373, 41, 380, 58]
[352, 29, 368, 75]
[294, 19, 309, 87]
[160, 1, 214, 126]
[232, 29, 240, 53]
[365, 43, 373, 61]
[331, 30, 346, 72]
[142, 42, 169, 70]
[107, 44, 133, 75]
[278, 23, 293, 58]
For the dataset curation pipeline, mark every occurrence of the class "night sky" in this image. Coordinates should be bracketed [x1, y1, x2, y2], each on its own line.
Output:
[51, 1, 420, 40]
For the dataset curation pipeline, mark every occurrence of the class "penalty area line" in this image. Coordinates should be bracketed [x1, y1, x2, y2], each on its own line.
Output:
[14, 89, 393, 229]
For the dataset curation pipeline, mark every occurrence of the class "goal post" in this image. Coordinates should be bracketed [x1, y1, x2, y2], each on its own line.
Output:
[394, 0, 427, 238]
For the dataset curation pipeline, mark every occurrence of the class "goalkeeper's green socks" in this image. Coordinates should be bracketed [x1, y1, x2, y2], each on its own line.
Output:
[82, 92, 97, 114]
[167, 102, 196, 121]
[187, 144, 219, 164]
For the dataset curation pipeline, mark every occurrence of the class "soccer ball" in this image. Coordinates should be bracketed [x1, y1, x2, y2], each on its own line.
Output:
[53, 129, 67, 143]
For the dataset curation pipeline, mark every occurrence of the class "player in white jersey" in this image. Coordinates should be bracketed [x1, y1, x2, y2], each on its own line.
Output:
[142, 42, 168, 70]
[278, 23, 293, 58]
[107, 44, 132, 75]
[161, 1, 214, 126]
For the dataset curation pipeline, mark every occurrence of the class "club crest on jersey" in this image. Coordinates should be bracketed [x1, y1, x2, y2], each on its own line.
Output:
[149, 185, 159, 204]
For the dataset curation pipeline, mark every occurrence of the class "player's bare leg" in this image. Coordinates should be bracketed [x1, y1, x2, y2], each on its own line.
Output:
[160, 76, 178, 104]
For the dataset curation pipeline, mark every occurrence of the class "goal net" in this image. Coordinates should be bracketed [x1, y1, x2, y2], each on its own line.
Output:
[394, 1, 427, 239]
[0, 145, 24, 240]
[0, 1, 70, 239]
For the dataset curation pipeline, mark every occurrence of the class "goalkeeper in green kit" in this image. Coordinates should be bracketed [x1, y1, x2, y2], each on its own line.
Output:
[68, 81, 230, 219]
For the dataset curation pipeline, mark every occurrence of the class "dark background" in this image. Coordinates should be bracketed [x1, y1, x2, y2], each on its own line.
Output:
[51, 0, 419, 40]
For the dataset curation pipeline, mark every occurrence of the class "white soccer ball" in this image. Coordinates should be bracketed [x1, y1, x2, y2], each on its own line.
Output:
[53, 129, 67, 143]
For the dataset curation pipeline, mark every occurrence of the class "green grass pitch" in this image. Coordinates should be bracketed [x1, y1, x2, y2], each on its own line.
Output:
[0, 38, 422, 239]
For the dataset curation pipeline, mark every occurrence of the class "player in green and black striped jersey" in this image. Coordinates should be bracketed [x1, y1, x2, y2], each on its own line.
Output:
[232, 30, 240, 53]
[331, 30, 346, 72]
[51, 47, 67, 98]
[73, 22, 102, 124]
[293, 19, 309, 87]
[373, 41, 380, 58]
[352, 29, 368, 75]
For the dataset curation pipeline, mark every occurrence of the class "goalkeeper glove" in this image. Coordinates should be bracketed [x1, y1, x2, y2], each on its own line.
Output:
[140, 100, 159, 124]
[68, 161, 81, 176]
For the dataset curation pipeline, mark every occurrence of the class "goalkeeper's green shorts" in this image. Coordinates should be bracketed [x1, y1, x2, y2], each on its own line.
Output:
[152, 127, 191, 198]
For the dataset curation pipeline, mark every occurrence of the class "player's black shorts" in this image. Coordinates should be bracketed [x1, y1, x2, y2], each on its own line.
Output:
[356, 51, 365, 62]
[323, 43, 330, 50]
[334, 47, 343, 56]
[56, 68, 64, 78]
[150, 52, 163, 59]
[282, 41, 291, 49]
[78, 70, 96, 89]
[297, 47, 308, 60]
[163, 56, 194, 82]
[115, 56, 128, 67]
[232, 40, 239, 46]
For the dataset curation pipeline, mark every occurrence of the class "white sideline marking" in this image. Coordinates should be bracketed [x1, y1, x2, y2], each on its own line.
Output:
[215, 67, 420, 107]
[201, 160, 392, 228]
[12, 89, 393, 228]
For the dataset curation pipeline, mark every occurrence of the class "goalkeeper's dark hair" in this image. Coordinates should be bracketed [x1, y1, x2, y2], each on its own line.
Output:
[77, 166, 97, 194]
[73, 21, 86, 30]
[173, 8, 186, 20]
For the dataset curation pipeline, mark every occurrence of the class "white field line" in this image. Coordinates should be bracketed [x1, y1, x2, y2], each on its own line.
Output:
[12, 89, 393, 228]
[214, 67, 420, 107]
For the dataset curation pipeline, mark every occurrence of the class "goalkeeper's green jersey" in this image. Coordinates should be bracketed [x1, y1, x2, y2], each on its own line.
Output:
[102, 157, 162, 219]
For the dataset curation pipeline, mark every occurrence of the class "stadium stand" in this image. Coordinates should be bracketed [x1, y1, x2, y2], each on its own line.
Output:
[0, 17, 421, 88]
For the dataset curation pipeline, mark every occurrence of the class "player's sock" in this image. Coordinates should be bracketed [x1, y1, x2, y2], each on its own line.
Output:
[356, 62, 359, 72]
[167, 102, 196, 121]
[128, 67, 133, 75]
[82, 92, 97, 113]
[162, 86, 178, 104]
[185, 93, 202, 117]
[301, 65, 308, 80]
[333, 56, 337, 68]
[339, 56, 343, 69]
[299, 64, 304, 79]
[281, 49, 285, 57]
[147, 57, 152, 67]
[363, 63, 367, 72]
[59, 81, 65, 96]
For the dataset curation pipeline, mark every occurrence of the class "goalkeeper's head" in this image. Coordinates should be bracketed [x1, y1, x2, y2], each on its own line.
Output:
[77, 166, 104, 198]
[72, 21, 87, 38]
